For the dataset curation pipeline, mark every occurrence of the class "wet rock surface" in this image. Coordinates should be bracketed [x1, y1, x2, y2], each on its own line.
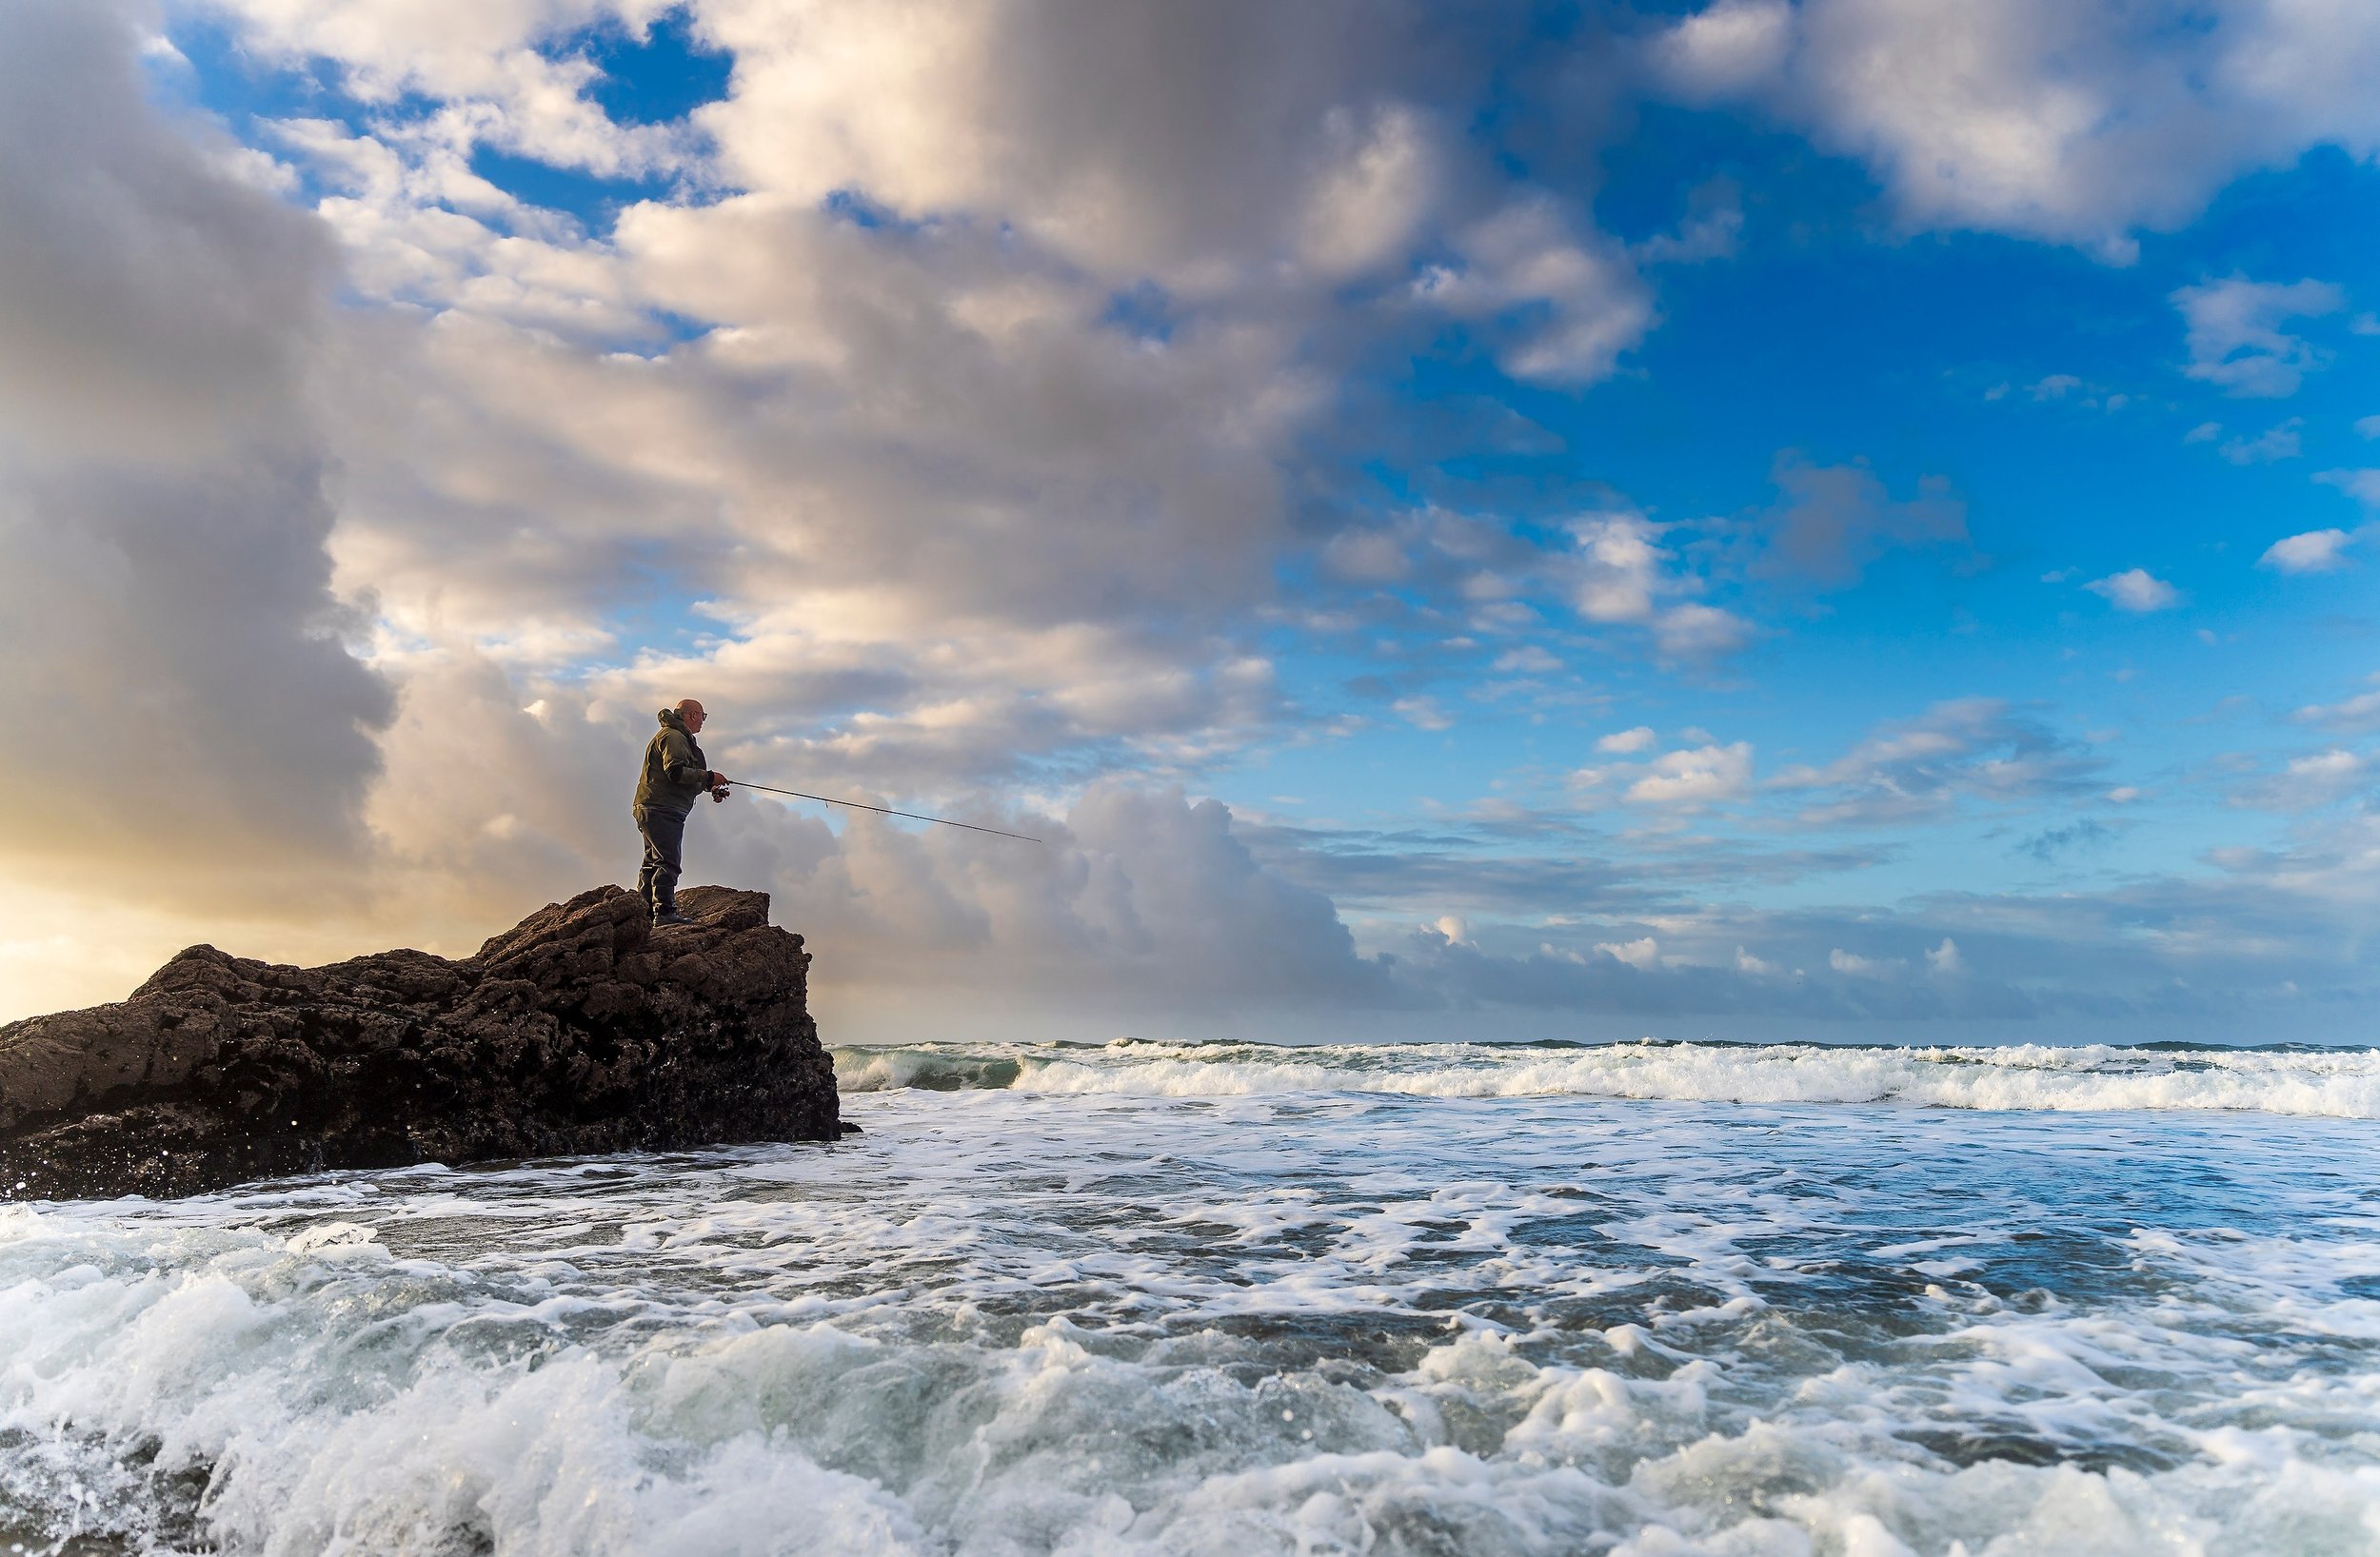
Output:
[0, 886, 840, 1200]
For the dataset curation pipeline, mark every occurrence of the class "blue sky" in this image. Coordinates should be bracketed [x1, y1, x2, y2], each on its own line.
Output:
[2, 0, 2374, 1039]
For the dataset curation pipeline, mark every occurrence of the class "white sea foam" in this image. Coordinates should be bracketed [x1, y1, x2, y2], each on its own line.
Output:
[835, 1037, 2380, 1118]
[4, 1080, 2379, 1554]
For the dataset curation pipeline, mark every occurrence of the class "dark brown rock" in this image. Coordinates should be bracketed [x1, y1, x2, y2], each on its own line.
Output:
[0, 885, 841, 1200]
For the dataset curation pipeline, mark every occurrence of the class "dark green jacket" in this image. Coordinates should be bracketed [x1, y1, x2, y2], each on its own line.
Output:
[634, 709, 711, 817]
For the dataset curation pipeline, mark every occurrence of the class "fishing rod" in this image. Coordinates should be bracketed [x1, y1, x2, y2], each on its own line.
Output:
[724, 780, 1045, 844]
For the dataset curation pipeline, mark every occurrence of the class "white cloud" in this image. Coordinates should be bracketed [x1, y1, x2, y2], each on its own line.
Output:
[678, 0, 1453, 285]
[1650, 1, 2380, 258]
[2085, 568, 2183, 612]
[1568, 512, 1667, 623]
[2172, 276, 2345, 398]
[1597, 725, 1658, 755]
[0, 0, 391, 908]
[1295, 104, 1439, 280]
[2357, 414, 2380, 440]
[2032, 373, 2082, 400]
[1394, 697, 1454, 732]
[15, 0, 2380, 1047]
[2232, 748, 2376, 813]
[2184, 422, 2222, 443]
[2220, 418, 2302, 464]
[1769, 699, 2097, 826]
[1418, 197, 1656, 384]
[1597, 936, 1661, 969]
[1654, 0, 1794, 100]
[2258, 528, 2354, 574]
[1492, 645, 1563, 675]
[2318, 469, 2380, 509]
[1624, 742, 1755, 808]
[1925, 937, 1962, 974]
[1654, 603, 1755, 661]
[1319, 528, 1412, 584]
[2293, 676, 2380, 736]
[1829, 948, 1894, 978]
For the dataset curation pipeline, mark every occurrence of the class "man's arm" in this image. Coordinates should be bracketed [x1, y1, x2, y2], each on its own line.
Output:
[659, 729, 711, 791]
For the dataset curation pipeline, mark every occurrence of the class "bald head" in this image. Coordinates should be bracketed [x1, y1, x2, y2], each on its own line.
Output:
[676, 699, 707, 733]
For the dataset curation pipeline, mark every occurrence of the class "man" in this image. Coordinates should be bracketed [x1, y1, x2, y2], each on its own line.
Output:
[633, 700, 729, 926]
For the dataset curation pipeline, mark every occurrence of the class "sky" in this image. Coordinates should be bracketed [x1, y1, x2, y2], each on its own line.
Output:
[1, 0, 2375, 1046]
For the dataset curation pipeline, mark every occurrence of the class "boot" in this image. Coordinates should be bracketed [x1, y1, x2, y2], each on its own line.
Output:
[652, 907, 693, 927]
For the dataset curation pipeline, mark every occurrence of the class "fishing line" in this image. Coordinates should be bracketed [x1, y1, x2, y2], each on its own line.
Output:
[724, 780, 1044, 844]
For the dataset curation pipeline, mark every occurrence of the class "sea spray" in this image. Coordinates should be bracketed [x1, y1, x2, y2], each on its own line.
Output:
[832, 1036, 2380, 1118]
[3, 1052, 2378, 1554]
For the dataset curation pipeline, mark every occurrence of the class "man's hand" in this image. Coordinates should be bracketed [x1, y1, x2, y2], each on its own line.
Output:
[709, 773, 731, 802]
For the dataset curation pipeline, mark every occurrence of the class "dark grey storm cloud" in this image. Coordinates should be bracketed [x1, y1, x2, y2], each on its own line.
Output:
[0, 0, 389, 900]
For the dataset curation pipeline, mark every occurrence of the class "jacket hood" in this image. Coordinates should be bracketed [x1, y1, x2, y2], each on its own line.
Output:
[657, 707, 687, 733]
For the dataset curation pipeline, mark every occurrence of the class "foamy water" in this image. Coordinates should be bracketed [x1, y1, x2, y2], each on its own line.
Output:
[836, 1036, 2380, 1117]
[3, 1039, 2378, 1555]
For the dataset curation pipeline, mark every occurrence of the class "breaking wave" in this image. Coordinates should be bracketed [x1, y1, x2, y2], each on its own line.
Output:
[6, 1076, 2380, 1553]
[833, 1036, 2380, 1117]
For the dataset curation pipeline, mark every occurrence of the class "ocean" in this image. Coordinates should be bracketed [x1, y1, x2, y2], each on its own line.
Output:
[3, 1038, 2377, 1556]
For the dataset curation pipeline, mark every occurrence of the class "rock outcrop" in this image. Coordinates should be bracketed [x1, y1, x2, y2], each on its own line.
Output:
[0, 885, 842, 1200]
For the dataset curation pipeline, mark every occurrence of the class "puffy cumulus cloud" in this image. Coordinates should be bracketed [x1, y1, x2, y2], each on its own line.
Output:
[0, 8, 329, 457]
[1559, 513, 1751, 662]
[146, 646, 1400, 1030]
[1357, 452, 1969, 674]
[1597, 726, 1658, 755]
[2259, 527, 2356, 574]
[1414, 197, 1657, 384]
[2172, 276, 2345, 398]
[1569, 512, 1673, 623]
[0, 0, 390, 910]
[298, 197, 1321, 791]
[1625, 742, 1755, 808]
[20, 0, 1816, 1034]
[1769, 699, 2099, 826]
[1571, 739, 1755, 815]
[1650, 0, 2380, 259]
[802, 781, 1394, 1011]
[191, 0, 699, 179]
[1655, 0, 1793, 101]
[2085, 567, 2183, 612]
[1597, 936, 1661, 969]
[696, 0, 1428, 283]
[195, 1, 1723, 836]
[1828, 947, 1896, 978]
[1752, 454, 1970, 589]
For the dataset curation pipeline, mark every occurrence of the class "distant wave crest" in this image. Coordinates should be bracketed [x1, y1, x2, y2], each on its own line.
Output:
[831, 1038, 2380, 1118]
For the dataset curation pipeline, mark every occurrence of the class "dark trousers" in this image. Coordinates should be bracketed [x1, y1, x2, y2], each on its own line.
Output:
[634, 805, 687, 916]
